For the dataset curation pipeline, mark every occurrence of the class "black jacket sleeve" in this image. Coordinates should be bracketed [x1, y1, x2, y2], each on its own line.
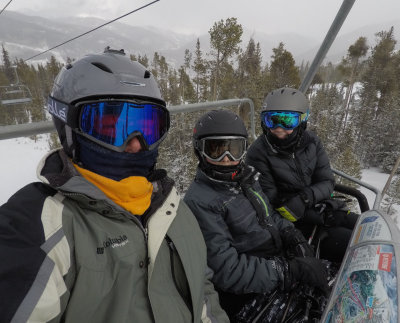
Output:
[0, 183, 53, 322]
[184, 199, 283, 295]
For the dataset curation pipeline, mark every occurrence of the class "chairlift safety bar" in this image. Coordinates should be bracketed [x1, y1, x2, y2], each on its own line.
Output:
[0, 98, 256, 140]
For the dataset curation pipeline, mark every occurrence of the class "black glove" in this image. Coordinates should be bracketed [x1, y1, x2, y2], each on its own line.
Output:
[319, 199, 350, 227]
[302, 208, 325, 225]
[281, 227, 314, 258]
[286, 257, 329, 293]
[237, 165, 257, 186]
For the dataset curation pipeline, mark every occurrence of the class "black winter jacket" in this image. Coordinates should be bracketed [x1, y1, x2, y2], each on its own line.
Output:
[184, 169, 293, 295]
[246, 131, 335, 208]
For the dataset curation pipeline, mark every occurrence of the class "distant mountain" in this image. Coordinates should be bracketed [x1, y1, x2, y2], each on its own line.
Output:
[1, 11, 399, 68]
[0, 11, 194, 66]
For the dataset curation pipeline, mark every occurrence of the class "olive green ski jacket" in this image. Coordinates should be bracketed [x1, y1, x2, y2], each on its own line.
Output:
[0, 149, 228, 323]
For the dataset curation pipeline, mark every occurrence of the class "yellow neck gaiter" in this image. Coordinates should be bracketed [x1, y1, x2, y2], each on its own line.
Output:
[74, 164, 153, 216]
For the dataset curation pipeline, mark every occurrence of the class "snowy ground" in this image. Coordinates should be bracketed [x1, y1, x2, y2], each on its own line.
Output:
[1, 136, 399, 223]
[0, 135, 50, 205]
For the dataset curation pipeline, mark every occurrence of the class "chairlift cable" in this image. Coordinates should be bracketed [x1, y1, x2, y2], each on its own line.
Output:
[24, 0, 160, 62]
[0, 0, 13, 15]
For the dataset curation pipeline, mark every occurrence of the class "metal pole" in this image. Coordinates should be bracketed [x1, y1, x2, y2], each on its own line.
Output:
[299, 0, 356, 93]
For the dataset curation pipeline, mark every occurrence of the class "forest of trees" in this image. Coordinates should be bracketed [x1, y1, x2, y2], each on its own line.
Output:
[1, 18, 399, 214]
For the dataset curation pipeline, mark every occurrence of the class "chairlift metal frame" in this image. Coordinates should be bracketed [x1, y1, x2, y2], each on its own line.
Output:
[0, 66, 32, 106]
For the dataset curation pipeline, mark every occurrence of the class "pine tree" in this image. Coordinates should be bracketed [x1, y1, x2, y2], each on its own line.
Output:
[138, 54, 149, 68]
[208, 17, 243, 100]
[178, 66, 196, 103]
[236, 38, 264, 131]
[353, 27, 399, 167]
[269, 42, 300, 89]
[178, 49, 195, 103]
[382, 176, 400, 217]
[337, 37, 368, 134]
[151, 52, 169, 102]
[1, 44, 15, 83]
[192, 39, 208, 102]
[167, 68, 180, 106]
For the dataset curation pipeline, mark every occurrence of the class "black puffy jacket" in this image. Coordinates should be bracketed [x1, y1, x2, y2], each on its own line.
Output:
[184, 169, 293, 295]
[246, 130, 335, 208]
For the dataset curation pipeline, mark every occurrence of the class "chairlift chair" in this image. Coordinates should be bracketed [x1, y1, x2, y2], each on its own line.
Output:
[0, 84, 32, 105]
[0, 66, 32, 106]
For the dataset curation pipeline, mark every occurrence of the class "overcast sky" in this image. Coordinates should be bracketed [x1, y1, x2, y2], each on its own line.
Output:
[5, 0, 400, 41]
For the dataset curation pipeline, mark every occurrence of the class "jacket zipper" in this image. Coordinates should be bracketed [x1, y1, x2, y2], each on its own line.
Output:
[292, 152, 306, 184]
[165, 236, 193, 317]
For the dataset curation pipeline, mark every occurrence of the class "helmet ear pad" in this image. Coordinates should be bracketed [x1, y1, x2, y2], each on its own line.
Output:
[52, 116, 78, 158]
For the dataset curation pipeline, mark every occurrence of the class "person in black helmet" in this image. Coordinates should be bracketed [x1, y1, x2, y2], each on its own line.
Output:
[246, 87, 358, 263]
[184, 109, 329, 320]
[0, 47, 228, 323]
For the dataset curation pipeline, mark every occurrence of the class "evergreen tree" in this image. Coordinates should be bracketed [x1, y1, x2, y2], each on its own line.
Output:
[192, 39, 208, 102]
[353, 27, 399, 167]
[236, 38, 263, 101]
[178, 49, 195, 103]
[208, 17, 243, 100]
[269, 42, 300, 89]
[151, 52, 169, 102]
[382, 176, 400, 217]
[178, 66, 196, 103]
[236, 38, 264, 130]
[337, 37, 368, 134]
[1, 44, 15, 83]
[138, 54, 149, 68]
[167, 68, 180, 106]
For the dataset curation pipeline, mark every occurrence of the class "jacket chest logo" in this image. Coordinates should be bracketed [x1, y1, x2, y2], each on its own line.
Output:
[97, 235, 129, 254]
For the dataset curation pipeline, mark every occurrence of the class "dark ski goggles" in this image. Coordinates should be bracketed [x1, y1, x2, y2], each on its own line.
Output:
[261, 110, 308, 130]
[199, 136, 247, 162]
[78, 100, 170, 151]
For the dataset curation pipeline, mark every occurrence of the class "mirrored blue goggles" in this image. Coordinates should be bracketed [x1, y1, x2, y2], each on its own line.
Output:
[79, 100, 170, 151]
[261, 110, 308, 130]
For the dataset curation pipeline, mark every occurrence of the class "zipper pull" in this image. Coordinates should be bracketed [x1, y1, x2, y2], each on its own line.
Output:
[144, 227, 148, 241]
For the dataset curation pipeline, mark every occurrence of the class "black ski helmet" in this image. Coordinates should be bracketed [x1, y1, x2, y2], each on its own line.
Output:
[261, 87, 309, 134]
[49, 47, 167, 159]
[193, 109, 248, 180]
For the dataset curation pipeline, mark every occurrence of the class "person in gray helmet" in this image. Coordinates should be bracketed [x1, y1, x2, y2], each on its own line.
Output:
[246, 87, 358, 263]
[184, 109, 329, 320]
[0, 47, 228, 323]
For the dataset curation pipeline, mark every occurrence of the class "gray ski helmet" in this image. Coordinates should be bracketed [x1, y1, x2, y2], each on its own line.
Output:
[262, 87, 309, 114]
[49, 47, 166, 158]
[261, 87, 309, 134]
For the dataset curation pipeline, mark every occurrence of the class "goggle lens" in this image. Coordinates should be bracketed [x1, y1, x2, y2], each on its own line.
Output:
[262, 111, 306, 130]
[80, 101, 169, 149]
[202, 137, 246, 162]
